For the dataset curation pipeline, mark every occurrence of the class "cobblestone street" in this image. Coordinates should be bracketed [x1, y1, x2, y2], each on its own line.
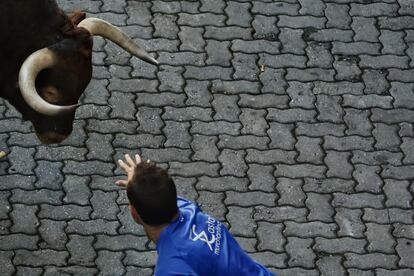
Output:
[1, 0, 414, 275]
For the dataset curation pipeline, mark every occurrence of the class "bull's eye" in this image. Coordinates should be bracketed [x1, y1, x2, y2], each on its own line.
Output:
[40, 85, 61, 103]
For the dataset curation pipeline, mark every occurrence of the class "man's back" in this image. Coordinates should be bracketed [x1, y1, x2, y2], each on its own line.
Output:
[155, 197, 275, 276]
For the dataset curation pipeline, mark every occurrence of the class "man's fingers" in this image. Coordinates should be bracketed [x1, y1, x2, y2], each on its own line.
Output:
[118, 159, 130, 171]
[125, 154, 136, 167]
[135, 154, 142, 165]
[115, 179, 128, 187]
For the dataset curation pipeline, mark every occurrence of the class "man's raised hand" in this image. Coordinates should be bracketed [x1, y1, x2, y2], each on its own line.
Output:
[115, 153, 142, 187]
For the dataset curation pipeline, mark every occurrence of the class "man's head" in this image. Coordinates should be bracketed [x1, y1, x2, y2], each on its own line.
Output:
[127, 161, 178, 226]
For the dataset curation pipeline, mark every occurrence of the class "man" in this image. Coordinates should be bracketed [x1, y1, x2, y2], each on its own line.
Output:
[116, 153, 276, 276]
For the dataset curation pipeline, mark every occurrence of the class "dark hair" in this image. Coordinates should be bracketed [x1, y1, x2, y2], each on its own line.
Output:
[127, 161, 178, 226]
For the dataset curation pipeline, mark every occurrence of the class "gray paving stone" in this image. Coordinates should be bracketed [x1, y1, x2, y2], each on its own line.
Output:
[376, 268, 414, 276]
[240, 109, 268, 136]
[352, 17, 379, 42]
[332, 42, 381, 56]
[254, 206, 307, 223]
[140, 148, 191, 163]
[212, 79, 260, 94]
[179, 27, 205, 52]
[344, 109, 373, 136]
[267, 108, 316, 123]
[184, 80, 211, 107]
[14, 249, 68, 266]
[390, 83, 414, 109]
[373, 123, 401, 152]
[344, 253, 398, 269]
[191, 135, 219, 162]
[306, 42, 333, 68]
[163, 121, 191, 148]
[252, 2, 299, 16]
[197, 191, 226, 221]
[326, 4, 351, 29]
[295, 136, 324, 164]
[307, 29, 353, 42]
[252, 15, 278, 41]
[287, 81, 315, 108]
[332, 193, 384, 209]
[285, 221, 337, 238]
[232, 40, 280, 54]
[275, 164, 326, 178]
[366, 223, 396, 253]
[158, 65, 185, 92]
[169, 161, 219, 177]
[227, 206, 256, 237]
[350, 3, 398, 17]
[218, 135, 269, 150]
[196, 176, 248, 192]
[353, 164, 383, 193]
[286, 237, 316, 268]
[218, 149, 247, 177]
[233, 53, 259, 81]
[394, 223, 414, 239]
[0, 251, 14, 276]
[38, 220, 67, 250]
[298, 0, 325, 16]
[276, 178, 305, 207]
[279, 28, 306, 55]
[10, 189, 62, 206]
[334, 55, 362, 81]
[313, 237, 367, 254]
[124, 250, 157, 267]
[259, 67, 287, 94]
[351, 150, 403, 166]
[225, 2, 251, 27]
[383, 179, 412, 209]
[303, 178, 354, 194]
[16, 267, 42, 276]
[204, 26, 252, 40]
[39, 204, 91, 221]
[200, 0, 225, 13]
[246, 149, 296, 165]
[324, 136, 374, 151]
[296, 122, 345, 137]
[306, 193, 334, 222]
[0, 234, 38, 250]
[363, 70, 390, 95]
[278, 15, 326, 29]
[256, 222, 285, 252]
[317, 255, 346, 276]
[380, 30, 407, 55]
[10, 204, 39, 234]
[335, 208, 365, 238]
[179, 13, 225, 27]
[67, 235, 96, 266]
[247, 164, 275, 192]
[267, 122, 295, 150]
[325, 151, 352, 179]
[211, 94, 239, 122]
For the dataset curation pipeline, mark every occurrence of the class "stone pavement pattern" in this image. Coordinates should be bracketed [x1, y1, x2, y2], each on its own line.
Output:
[1, 0, 414, 275]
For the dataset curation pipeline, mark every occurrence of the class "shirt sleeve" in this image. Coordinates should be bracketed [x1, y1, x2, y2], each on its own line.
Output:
[155, 255, 197, 276]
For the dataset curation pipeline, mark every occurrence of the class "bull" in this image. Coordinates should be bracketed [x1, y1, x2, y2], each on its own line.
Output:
[0, 0, 157, 144]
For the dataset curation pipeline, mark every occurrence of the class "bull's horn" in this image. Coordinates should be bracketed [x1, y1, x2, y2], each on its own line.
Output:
[78, 17, 158, 65]
[18, 48, 79, 116]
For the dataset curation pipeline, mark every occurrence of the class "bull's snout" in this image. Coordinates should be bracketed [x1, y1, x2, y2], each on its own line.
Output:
[35, 131, 68, 144]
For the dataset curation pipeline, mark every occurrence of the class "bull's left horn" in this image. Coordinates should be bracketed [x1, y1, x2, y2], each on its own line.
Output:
[78, 18, 158, 65]
[18, 48, 79, 116]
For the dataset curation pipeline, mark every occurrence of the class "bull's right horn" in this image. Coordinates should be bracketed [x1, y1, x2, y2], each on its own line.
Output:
[78, 18, 158, 65]
[18, 48, 79, 116]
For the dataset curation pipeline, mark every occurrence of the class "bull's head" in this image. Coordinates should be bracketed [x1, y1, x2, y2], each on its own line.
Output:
[17, 16, 157, 144]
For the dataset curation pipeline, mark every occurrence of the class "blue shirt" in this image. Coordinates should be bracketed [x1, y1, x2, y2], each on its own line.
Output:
[155, 197, 276, 276]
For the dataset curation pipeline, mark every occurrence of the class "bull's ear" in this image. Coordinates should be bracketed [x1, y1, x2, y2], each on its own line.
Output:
[67, 11, 86, 25]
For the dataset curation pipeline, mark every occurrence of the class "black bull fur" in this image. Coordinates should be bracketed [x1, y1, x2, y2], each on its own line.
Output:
[1, 0, 103, 144]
